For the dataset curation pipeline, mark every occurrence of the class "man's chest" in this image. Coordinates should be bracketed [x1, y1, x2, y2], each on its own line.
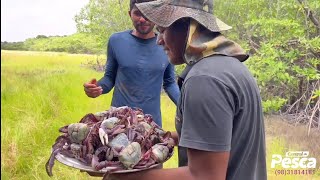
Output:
[115, 46, 168, 73]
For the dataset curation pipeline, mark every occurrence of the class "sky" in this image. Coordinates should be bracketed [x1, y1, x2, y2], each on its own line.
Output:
[1, 0, 89, 42]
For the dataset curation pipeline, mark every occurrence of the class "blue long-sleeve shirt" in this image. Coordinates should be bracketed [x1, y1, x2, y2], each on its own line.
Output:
[97, 30, 180, 127]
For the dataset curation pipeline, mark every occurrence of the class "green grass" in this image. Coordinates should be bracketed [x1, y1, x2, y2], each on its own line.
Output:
[1, 50, 177, 180]
[1, 51, 319, 180]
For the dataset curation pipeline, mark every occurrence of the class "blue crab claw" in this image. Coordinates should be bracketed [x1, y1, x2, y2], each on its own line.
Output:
[99, 128, 108, 145]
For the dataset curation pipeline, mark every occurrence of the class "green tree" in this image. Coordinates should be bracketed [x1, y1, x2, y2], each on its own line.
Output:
[215, 0, 319, 114]
[1, 41, 27, 51]
[74, 0, 132, 49]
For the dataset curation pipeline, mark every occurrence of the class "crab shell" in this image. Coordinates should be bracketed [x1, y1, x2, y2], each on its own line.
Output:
[109, 133, 129, 150]
[67, 123, 90, 144]
[139, 122, 152, 133]
[118, 142, 142, 169]
[94, 110, 109, 121]
[101, 117, 119, 129]
[155, 128, 166, 136]
[151, 144, 169, 163]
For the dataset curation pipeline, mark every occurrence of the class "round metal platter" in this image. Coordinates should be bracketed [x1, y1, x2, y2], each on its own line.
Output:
[55, 151, 173, 174]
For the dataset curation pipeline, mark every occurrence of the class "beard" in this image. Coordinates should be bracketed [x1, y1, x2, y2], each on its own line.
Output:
[134, 23, 154, 35]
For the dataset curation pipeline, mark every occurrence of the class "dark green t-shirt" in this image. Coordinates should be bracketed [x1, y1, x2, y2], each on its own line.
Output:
[176, 55, 267, 180]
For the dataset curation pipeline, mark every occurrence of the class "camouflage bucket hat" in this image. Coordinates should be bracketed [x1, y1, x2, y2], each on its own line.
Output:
[135, 0, 232, 32]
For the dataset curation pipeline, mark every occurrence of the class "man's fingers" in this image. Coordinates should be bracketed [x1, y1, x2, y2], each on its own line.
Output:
[85, 88, 102, 98]
[84, 86, 102, 93]
[92, 91, 103, 98]
[83, 83, 97, 88]
[90, 78, 97, 85]
[83, 79, 102, 98]
[86, 92, 102, 98]
[84, 89, 102, 95]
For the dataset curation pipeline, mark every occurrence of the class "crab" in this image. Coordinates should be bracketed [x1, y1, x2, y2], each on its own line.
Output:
[91, 146, 123, 170]
[45, 106, 175, 176]
[134, 143, 171, 169]
[91, 122, 157, 170]
[68, 123, 90, 144]
[98, 117, 124, 146]
[45, 116, 99, 176]
[45, 134, 71, 176]
[118, 142, 142, 169]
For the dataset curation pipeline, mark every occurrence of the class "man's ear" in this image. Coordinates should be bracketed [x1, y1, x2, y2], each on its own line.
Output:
[128, 10, 131, 17]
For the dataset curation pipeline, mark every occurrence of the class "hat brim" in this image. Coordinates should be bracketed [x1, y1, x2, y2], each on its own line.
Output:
[135, 1, 232, 32]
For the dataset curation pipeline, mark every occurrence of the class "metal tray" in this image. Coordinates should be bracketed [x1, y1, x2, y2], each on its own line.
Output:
[55, 151, 173, 174]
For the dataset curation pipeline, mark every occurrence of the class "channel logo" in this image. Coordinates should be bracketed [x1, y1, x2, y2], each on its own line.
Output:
[271, 151, 317, 169]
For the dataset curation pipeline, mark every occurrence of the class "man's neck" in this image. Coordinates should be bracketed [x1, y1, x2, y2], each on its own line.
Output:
[131, 30, 155, 39]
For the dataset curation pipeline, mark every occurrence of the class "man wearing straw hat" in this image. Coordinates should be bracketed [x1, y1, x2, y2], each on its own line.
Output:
[103, 0, 267, 179]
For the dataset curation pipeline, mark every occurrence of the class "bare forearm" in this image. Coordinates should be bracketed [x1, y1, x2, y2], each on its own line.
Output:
[110, 167, 193, 180]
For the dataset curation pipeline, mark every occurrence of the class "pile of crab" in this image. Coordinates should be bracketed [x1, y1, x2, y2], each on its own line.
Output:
[45, 106, 174, 176]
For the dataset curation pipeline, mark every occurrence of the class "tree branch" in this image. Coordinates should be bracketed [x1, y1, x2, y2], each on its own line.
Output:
[297, 0, 320, 34]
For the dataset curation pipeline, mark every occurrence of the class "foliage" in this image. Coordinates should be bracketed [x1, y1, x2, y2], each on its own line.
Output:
[1, 41, 27, 51]
[1, 0, 319, 114]
[80, 55, 107, 72]
[214, 0, 320, 113]
[1, 33, 104, 54]
[263, 98, 288, 114]
[174, 64, 187, 77]
[74, 0, 132, 49]
[24, 33, 104, 54]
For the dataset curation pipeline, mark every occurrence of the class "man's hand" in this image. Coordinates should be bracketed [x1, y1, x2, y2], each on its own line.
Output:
[170, 131, 179, 146]
[102, 172, 141, 180]
[83, 78, 103, 98]
[81, 170, 135, 180]
[103, 173, 120, 180]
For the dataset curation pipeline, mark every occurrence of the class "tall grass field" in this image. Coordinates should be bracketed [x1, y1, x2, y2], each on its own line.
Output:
[1, 50, 319, 180]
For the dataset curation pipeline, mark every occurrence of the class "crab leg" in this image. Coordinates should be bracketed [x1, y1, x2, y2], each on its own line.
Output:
[92, 152, 122, 171]
[45, 149, 60, 177]
[134, 160, 156, 169]
[111, 125, 126, 136]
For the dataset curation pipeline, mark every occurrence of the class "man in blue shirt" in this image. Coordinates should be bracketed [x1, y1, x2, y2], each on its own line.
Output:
[83, 0, 179, 127]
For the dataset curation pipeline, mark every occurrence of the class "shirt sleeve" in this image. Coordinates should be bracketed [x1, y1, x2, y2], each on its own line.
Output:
[163, 63, 180, 105]
[97, 38, 118, 94]
[179, 75, 235, 152]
